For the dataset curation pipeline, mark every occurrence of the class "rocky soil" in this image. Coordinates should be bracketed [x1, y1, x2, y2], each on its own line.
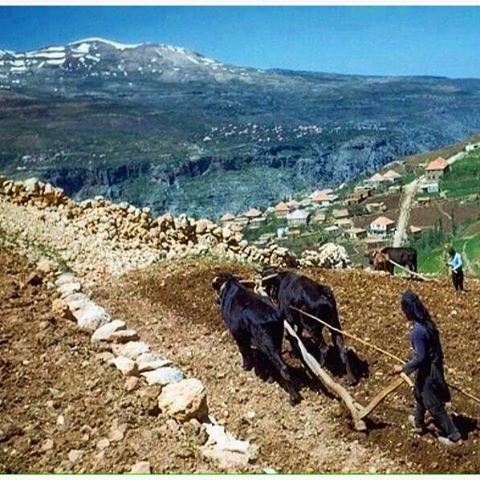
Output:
[94, 258, 480, 473]
[0, 249, 231, 473]
[1, 176, 479, 473]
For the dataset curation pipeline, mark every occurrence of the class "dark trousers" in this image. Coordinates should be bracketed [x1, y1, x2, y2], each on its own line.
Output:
[414, 397, 461, 441]
[451, 268, 464, 291]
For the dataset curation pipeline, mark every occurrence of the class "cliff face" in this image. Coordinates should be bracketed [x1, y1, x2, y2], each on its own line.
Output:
[2, 39, 480, 218]
[31, 135, 431, 218]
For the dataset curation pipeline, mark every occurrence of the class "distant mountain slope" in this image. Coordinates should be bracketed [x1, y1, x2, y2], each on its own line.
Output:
[1, 38, 480, 218]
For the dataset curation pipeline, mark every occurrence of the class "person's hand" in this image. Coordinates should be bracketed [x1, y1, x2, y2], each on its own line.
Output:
[390, 365, 403, 375]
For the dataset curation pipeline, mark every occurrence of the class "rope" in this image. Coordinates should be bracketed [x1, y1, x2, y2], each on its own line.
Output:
[290, 306, 480, 405]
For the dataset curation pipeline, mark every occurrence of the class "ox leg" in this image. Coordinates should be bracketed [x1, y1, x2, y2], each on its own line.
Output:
[233, 333, 254, 371]
[333, 331, 356, 385]
[304, 321, 329, 367]
[269, 352, 301, 406]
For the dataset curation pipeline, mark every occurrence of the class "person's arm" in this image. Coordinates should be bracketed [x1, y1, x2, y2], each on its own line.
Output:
[402, 326, 427, 375]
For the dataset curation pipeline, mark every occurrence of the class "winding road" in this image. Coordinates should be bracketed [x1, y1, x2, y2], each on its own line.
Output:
[392, 150, 467, 247]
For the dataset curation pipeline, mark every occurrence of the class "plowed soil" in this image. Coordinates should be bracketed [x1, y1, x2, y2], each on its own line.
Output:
[95, 259, 480, 473]
[0, 249, 226, 474]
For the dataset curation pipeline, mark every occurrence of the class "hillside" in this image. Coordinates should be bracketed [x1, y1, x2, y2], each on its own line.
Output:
[1, 175, 480, 473]
[2, 38, 480, 218]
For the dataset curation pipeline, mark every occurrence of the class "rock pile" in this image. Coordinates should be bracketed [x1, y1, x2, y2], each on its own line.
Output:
[298, 243, 351, 269]
[0, 177, 350, 270]
[50, 268, 257, 471]
[1, 177, 68, 207]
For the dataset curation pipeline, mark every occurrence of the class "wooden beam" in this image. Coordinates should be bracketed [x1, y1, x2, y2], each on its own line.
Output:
[290, 306, 414, 387]
[387, 258, 438, 283]
[284, 320, 367, 431]
[358, 376, 407, 420]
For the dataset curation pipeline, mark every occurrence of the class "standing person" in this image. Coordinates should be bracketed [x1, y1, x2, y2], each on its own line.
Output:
[447, 247, 464, 292]
[391, 290, 462, 445]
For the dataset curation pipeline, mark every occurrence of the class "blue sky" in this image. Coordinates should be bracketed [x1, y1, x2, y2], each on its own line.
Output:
[0, 6, 479, 78]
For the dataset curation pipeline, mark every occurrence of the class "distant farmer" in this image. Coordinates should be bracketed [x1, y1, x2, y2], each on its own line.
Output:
[390, 291, 462, 445]
[446, 247, 464, 292]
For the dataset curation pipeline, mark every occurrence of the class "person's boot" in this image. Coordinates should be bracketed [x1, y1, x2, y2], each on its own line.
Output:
[408, 414, 426, 435]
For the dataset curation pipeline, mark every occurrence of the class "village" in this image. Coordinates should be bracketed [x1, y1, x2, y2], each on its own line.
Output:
[217, 140, 480, 264]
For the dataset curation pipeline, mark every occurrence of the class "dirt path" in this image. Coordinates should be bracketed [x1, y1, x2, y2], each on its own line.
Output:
[94, 258, 480, 473]
[0, 248, 224, 474]
[393, 178, 421, 247]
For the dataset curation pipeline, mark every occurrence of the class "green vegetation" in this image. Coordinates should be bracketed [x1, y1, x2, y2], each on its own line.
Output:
[440, 152, 480, 198]
[413, 216, 480, 276]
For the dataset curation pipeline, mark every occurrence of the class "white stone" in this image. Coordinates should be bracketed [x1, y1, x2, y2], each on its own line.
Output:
[91, 320, 126, 342]
[74, 303, 110, 331]
[63, 292, 91, 311]
[58, 281, 82, 298]
[109, 329, 139, 344]
[136, 353, 172, 372]
[157, 378, 208, 422]
[112, 341, 150, 360]
[108, 423, 128, 442]
[55, 272, 77, 287]
[97, 437, 110, 450]
[130, 461, 151, 473]
[23, 177, 39, 192]
[141, 367, 184, 386]
[109, 357, 139, 376]
[200, 422, 258, 470]
[68, 449, 84, 463]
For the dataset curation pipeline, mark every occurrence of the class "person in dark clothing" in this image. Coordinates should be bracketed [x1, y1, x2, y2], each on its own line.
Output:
[391, 290, 461, 444]
[447, 247, 464, 292]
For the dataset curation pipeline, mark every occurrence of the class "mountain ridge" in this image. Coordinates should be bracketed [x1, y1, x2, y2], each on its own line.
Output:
[1, 38, 480, 218]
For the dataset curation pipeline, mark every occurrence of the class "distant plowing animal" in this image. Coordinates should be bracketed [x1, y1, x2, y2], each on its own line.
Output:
[368, 246, 418, 275]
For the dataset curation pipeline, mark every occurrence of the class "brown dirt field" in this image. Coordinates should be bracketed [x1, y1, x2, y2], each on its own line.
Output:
[352, 199, 479, 234]
[0, 249, 226, 474]
[95, 258, 480, 473]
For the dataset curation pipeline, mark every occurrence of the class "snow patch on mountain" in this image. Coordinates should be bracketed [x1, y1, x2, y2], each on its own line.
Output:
[69, 38, 142, 51]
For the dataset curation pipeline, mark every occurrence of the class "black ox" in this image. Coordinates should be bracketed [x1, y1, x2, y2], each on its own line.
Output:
[261, 267, 356, 385]
[212, 273, 301, 405]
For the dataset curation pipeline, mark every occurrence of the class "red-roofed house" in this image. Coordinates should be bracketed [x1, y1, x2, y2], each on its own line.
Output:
[425, 157, 449, 181]
[274, 201, 290, 218]
[369, 216, 396, 237]
[311, 190, 331, 207]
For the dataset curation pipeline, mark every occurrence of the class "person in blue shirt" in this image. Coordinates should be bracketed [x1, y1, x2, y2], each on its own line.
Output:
[447, 247, 464, 292]
[391, 290, 461, 444]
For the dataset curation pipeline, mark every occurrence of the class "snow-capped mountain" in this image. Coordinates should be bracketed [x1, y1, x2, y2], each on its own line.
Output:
[0, 37, 251, 82]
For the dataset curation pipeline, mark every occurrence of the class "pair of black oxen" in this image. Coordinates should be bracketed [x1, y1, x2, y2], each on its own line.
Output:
[212, 268, 354, 405]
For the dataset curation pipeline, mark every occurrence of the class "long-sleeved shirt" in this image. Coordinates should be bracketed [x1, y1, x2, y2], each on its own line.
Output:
[403, 322, 428, 375]
[448, 252, 462, 272]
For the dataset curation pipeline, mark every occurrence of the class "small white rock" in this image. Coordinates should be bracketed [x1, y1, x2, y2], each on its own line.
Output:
[112, 341, 150, 360]
[141, 367, 184, 386]
[91, 320, 126, 343]
[130, 461, 151, 474]
[68, 449, 84, 463]
[97, 438, 110, 450]
[136, 353, 172, 372]
[109, 357, 139, 376]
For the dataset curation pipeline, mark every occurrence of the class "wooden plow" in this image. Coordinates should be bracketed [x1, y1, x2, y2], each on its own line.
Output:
[242, 276, 480, 430]
[386, 257, 440, 284]
[290, 306, 480, 411]
[284, 319, 411, 431]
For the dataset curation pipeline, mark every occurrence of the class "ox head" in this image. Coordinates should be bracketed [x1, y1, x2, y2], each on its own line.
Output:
[366, 249, 379, 266]
[372, 251, 390, 271]
[211, 272, 236, 295]
[259, 266, 281, 300]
